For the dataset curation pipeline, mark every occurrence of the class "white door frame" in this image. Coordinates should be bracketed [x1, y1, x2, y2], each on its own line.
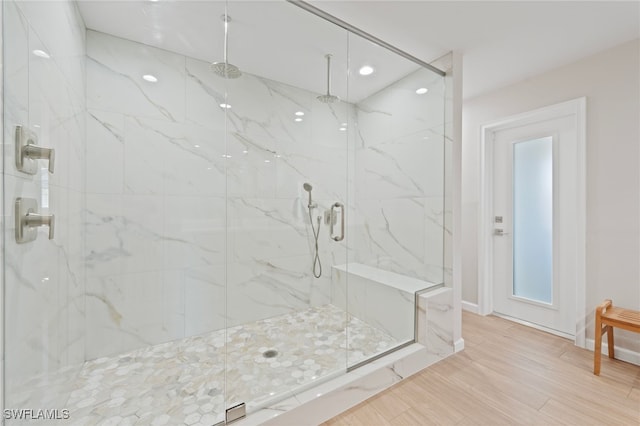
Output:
[477, 97, 587, 347]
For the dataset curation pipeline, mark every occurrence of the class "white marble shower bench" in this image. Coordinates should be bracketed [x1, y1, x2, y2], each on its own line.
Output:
[331, 263, 453, 354]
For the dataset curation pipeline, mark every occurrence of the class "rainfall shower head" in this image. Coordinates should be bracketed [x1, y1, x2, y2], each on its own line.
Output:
[317, 54, 339, 104]
[317, 94, 339, 104]
[210, 62, 242, 79]
[211, 14, 242, 79]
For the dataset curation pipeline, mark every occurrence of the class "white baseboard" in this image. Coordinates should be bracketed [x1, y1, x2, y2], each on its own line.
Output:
[461, 300, 479, 314]
[586, 339, 640, 366]
[454, 338, 465, 352]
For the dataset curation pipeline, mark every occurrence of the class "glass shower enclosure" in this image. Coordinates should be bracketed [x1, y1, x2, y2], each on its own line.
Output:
[2, 0, 448, 423]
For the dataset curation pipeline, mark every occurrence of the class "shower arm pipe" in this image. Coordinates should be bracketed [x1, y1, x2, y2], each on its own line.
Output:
[325, 54, 332, 96]
[223, 15, 229, 64]
[286, 0, 446, 77]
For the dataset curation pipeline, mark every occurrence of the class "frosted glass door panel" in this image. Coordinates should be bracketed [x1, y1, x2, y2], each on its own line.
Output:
[512, 137, 553, 303]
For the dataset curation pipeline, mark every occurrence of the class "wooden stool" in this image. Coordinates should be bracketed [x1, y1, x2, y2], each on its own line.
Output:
[593, 299, 640, 375]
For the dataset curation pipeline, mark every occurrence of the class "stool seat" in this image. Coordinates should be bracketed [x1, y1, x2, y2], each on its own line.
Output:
[593, 299, 640, 375]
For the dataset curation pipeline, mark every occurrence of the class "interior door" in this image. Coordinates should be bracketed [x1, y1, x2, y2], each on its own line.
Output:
[492, 115, 577, 336]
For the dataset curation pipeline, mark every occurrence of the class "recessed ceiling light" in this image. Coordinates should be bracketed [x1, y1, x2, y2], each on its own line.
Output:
[242, 150, 249, 154]
[358, 65, 374, 76]
[294, 118, 303, 122]
[219, 103, 232, 109]
[295, 111, 305, 116]
[194, 144, 200, 148]
[264, 159, 271, 163]
[142, 74, 158, 83]
[32, 49, 50, 59]
[339, 127, 346, 131]
[415, 87, 428, 95]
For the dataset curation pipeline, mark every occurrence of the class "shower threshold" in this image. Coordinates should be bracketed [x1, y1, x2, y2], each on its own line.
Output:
[9, 305, 402, 425]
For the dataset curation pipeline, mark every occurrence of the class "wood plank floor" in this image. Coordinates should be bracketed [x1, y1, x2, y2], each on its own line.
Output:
[322, 311, 640, 425]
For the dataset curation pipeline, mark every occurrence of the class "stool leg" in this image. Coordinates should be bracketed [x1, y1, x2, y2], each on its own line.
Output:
[607, 325, 615, 359]
[594, 317, 602, 375]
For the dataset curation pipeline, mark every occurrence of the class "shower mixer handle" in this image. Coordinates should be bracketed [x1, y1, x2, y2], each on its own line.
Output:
[24, 212, 55, 240]
[15, 125, 55, 174]
[330, 202, 344, 242]
[15, 197, 55, 243]
[24, 144, 55, 173]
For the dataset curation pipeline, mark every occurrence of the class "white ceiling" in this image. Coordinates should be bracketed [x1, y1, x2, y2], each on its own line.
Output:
[309, 0, 640, 99]
[78, 1, 640, 101]
[77, 0, 428, 103]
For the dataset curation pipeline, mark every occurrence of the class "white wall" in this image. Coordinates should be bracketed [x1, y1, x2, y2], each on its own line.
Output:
[462, 39, 640, 351]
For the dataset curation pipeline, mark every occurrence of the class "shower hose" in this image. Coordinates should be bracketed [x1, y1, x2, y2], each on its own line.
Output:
[308, 209, 322, 278]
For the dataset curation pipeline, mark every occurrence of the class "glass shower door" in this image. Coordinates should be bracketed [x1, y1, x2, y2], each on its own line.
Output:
[223, 1, 350, 417]
[345, 33, 447, 367]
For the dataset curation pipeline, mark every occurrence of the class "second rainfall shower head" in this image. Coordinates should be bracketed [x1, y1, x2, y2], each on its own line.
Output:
[211, 14, 242, 79]
[317, 54, 339, 104]
[211, 62, 242, 79]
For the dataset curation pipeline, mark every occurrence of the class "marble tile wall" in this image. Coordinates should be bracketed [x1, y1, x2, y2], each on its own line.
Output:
[351, 68, 447, 285]
[85, 31, 353, 359]
[3, 0, 86, 404]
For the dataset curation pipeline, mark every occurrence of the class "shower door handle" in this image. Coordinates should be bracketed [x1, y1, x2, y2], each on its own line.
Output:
[330, 202, 344, 242]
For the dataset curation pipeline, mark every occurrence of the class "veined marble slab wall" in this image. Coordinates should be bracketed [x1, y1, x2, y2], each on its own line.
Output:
[85, 31, 353, 359]
[351, 68, 446, 285]
[3, 0, 86, 404]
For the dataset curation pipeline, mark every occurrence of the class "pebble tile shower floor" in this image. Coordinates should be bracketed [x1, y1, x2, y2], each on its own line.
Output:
[8, 305, 399, 425]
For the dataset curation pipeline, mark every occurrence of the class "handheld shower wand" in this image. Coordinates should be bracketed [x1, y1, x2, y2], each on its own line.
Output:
[303, 183, 321, 278]
[303, 183, 316, 209]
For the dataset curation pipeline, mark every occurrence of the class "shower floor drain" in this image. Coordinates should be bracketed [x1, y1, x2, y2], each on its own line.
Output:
[262, 349, 278, 358]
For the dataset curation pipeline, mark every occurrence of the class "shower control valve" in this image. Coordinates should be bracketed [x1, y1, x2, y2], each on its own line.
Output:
[324, 209, 337, 226]
[15, 198, 55, 243]
[15, 126, 55, 174]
